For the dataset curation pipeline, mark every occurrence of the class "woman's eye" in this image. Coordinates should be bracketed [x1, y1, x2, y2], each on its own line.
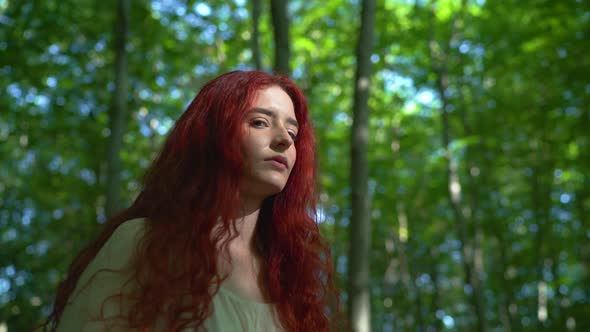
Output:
[289, 131, 298, 141]
[251, 120, 267, 128]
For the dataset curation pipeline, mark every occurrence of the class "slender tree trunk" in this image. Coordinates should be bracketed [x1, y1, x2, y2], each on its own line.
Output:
[429, 248, 442, 332]
[105, 0, 129, 218]
[432, 56, 487, 332]
[456, 16, 488, 331]
[575, 107, 590, 307]
[397, 203, 426, 332]
[437, 68, 484, 330]
[458, 55, 488, 332]
[428, 1, 486, 330]
[576, 175, 590, 302]
[530, 105, 554, 330]
[269, 0, 290, 75]
[389, 121, 431, 331]
[408, 243, 425, 332]
[347, 0, 375, 331]
[567, 52, 590, 329]
[476, 132, 514, 330]
[493, 218, 515, 332]
[531, 163, 546, 330]
[250, 0, 262, 70]
[389, 202, 419, 331]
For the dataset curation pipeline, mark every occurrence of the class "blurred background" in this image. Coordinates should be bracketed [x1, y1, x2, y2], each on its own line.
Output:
[1, 0, 589, 331]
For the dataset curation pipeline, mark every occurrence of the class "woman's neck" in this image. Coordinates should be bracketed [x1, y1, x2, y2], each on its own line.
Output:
[233, 209, 259, 249]
[231, 196, 263, 250]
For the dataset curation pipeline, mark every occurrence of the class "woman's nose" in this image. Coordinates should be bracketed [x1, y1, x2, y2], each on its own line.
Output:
[272, 126, 293, 149]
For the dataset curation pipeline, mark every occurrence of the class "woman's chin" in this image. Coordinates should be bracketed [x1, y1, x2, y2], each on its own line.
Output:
[259, 181, 287, 197]
[240, 180, 286, 200]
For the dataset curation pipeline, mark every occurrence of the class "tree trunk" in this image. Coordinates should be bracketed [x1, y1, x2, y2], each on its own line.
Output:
[398, 203, 426, 332]
[250, 0, 262, 70]
[269, 0, 290, 75]
[429, 248, 443, 332]
[574, 106, 590, 315]
[105, 0, 129, 218]
[492, 217, 516, 332]
[428, 1, 487, 330]
[475, 132, 514, 331]
[431, 52, 487, 332]
[347, 0, 375, 331]
[438, 69, 485, 332]
[530, 104, 554, 330]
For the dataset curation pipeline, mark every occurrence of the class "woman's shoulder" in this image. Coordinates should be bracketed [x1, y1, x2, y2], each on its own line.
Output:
[56, 218, 148, 331]
[113, 217, 147, 241]
[106, 218, 147, 253]
[92, 218, 147, 270]
[76, 217, 149, 293]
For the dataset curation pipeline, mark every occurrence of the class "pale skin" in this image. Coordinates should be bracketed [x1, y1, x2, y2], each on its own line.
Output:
[218, 85, 298, 302]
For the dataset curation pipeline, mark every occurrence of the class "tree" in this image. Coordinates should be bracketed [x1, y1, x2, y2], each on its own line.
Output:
[2, 0, 590, 330]
[427, 0, 487, 330]
[270, 0, 290, 75]
[347, 0, 375, 331]
[104, 0, 130, 217]
[250, 0, 263, 70]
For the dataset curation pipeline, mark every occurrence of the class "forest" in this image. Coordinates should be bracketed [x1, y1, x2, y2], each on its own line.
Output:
[1, 0, 589, 331]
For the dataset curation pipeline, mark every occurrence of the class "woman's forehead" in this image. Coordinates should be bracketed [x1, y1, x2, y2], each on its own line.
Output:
[249, 86, 297, 119]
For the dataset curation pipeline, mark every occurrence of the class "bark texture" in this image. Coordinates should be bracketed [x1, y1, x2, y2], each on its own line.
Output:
[250, 0, 262, 70]
[105, 0, 129, 218]
[347, 0, 376, 331]
[270, 0, 290, 75]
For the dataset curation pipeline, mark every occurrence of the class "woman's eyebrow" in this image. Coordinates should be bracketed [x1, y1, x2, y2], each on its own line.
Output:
[250, 107, 299, 129]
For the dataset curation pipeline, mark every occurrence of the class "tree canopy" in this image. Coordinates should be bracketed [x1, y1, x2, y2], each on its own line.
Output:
[1, 0, 589, 331]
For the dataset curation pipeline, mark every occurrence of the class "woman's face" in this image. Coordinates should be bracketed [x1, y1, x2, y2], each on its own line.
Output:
[240, 86, 298, 200]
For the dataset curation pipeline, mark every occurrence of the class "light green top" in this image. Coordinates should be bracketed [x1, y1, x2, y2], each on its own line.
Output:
[56, 218, 283, 331]
[205, 283, 283, 331]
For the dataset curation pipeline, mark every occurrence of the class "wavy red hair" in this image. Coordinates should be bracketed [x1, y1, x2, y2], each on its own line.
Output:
[43, 71, 339, 331]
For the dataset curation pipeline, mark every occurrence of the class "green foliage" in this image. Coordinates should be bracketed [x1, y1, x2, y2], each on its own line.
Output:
[1, 0, 589, 331]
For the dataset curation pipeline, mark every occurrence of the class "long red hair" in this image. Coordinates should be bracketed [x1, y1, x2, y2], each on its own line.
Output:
[43, 71, 338, 331]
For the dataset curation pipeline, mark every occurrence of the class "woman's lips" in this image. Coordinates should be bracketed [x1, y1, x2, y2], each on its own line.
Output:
[266, 156, 288, 169]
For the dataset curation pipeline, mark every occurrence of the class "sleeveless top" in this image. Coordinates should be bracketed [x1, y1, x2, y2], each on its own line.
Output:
[56, 218, 284, 331]
[203, 283, 283, 331]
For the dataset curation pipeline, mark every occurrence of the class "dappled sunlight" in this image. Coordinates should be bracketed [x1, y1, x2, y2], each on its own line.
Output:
[2, 0, 590, 330]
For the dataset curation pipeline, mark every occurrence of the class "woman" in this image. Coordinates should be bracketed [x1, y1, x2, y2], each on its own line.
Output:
[44, 71, 338, 331]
